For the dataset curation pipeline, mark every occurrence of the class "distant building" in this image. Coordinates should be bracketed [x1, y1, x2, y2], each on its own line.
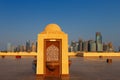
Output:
[96, 32, 102, 43]
[82, 41, 88, 52]
[75, 42, 79, 52]
[103, 43, 109, 51]
[15, 45, 20, 52]
[108, 42, 114, 52]
[78, 39, 83, 51]
[103, 42, 114, 52]
[7, 43, 14, 52]
[88, 40, 96, 52]
[97, 43, 103, 52]
[68, 46, 73, 52]
[96, 32, 103, 51]
[19, 45, 25, 52]
[26, 40, 31, 52]
[7, 43, 11, 52]
[71, 41, 76, 52]
[31, 42, 36, 52]
[118, 46, 120, 52]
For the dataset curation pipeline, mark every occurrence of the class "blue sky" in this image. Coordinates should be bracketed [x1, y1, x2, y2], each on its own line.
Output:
[0, 0, 120, 50]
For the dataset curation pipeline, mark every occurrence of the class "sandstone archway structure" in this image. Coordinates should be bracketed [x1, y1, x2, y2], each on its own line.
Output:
[37, 24, 69, 77]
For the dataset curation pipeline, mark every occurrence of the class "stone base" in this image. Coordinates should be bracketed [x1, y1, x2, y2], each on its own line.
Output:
[36, 74, 70, 80]
[36, 74, 44, 80]
[61, 74, 70, 80]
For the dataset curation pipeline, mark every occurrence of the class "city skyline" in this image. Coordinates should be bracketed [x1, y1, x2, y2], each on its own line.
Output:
[69, 32, 115, 52]
[0, 0, 120, 50]
[3, 32, 117, 52]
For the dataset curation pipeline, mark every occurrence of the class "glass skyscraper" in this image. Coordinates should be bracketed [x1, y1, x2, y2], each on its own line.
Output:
[26, 40, 31, 52]
[96, 32, 102, 43]
[88, 40, 96, 52]
[96, 32, 103, 51]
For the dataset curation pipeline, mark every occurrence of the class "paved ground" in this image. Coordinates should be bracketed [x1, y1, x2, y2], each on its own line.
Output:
[0, 57, 120, 80]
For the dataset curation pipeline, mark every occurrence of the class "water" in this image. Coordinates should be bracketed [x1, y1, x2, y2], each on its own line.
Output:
[0, 57, 120, 80]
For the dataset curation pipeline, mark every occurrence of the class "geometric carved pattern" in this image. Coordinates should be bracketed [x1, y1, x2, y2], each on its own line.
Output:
[46, 44, 59, 61]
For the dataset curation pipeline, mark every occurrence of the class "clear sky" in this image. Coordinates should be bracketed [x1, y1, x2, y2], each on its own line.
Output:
[0, 0, 120, 50]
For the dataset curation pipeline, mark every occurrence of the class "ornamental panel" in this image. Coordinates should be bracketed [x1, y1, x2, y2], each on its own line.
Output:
[46, 44, 59, 61]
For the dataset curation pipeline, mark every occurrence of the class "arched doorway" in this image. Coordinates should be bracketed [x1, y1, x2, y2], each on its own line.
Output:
[44, 39, 61, 77]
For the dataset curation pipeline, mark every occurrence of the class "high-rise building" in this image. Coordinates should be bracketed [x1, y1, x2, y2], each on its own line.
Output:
[71, 41, 76, 52]
[19, 45, 25, 52]
[78, 39, 83, 51]
[82, 41, 88, 52]
[108, 42, 114, 52]
[26, 40, 31, 52]
[7, 43, 11, 52]
[7, 43, 15, 52]
[31, 42, 36, 52]
[103, 43, 109, 51]
[70, 41, 80, 52]
[96, 32, 102, 43]
[97, 43, 103, 52]
[68, 46, 73, 52]
[88, 40, 96, 52]
[75, 42, 79, 52]
[96, 32, 103, 51]
[118, 46, 120, 52]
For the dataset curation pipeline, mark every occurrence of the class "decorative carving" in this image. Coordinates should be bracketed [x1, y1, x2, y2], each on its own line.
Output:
[46, 45, 59, 61]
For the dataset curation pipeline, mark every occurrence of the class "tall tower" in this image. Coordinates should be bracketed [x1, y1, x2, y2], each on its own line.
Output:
[7, 43, 12, 52]
[96, 32, 102, 43]
[82, 41, 88, 52]
[78, 39, 83, 51]
[26, 40, 31, 52]
[96, 32, 103, 51]
[31, 42, 36, 52]
[71, 41, 76, 52]
[88, 40, 96, 52]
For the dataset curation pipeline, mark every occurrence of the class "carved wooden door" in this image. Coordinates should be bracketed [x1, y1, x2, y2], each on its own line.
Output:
[44, 39, 61, 77]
